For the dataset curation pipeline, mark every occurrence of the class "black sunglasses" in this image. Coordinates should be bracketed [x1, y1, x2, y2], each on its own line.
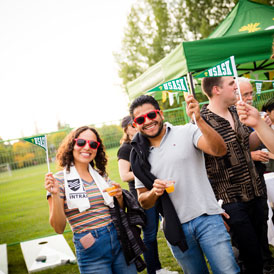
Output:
[134, 110, 160, 125]
[74, 138, 100, 149]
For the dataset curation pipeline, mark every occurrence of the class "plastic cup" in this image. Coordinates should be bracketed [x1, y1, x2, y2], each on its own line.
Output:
[165, 181, 175, 193]
[261, 148, 269, 164]
[105, 185, 118, 196]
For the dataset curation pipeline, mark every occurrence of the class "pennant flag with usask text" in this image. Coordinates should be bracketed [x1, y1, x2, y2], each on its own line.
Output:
[194, 56, 235, 78]
[146, 77, 189, 93]
[24, 135, 47, 151]
[255, 81, 263, 94]
[23, 135, 50, 172]
[194, 56, 243, 100]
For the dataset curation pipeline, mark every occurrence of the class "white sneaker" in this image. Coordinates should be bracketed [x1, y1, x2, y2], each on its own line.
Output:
[156, 269, 179, 274]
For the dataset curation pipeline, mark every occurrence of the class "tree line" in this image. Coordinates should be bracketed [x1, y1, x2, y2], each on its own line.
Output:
[115, 0, 274, 93]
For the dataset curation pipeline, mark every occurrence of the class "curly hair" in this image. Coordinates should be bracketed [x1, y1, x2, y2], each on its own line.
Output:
[56, 126, 107, 176]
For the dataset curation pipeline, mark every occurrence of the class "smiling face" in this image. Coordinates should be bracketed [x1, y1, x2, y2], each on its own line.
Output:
[73, 129, 98, 166]
[132, 103, 165, 139]
[239, 81, 254, 105]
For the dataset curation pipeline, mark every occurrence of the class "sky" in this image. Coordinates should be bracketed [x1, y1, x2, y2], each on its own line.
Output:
[0, 0, 136, 141]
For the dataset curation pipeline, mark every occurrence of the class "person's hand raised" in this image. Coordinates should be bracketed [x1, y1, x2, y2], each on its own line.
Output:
[45, 172, 59, 195]
[185, 94, 201, 121]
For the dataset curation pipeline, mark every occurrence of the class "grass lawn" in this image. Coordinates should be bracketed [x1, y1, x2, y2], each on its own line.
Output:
[0, 147, 182, 274]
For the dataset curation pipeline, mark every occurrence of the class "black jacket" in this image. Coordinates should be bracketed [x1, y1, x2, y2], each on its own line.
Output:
[130, 132, 188, 252]
[109, 189, 147, 272]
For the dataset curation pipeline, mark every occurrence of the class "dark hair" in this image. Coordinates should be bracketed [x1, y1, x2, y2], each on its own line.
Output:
[56, 126, 107, 176]
[129, 95, 160, 118]
[202, 77, 224, 98]
[120, 116, 132, 144]
[121, 115, 132, 129]
[262, 98, 274, 112]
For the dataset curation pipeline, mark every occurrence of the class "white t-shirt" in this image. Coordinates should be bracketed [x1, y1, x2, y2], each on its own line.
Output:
[135, 122, 223, 223]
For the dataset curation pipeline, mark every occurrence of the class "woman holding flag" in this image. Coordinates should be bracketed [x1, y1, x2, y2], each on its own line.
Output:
[45, 126, 145, 274]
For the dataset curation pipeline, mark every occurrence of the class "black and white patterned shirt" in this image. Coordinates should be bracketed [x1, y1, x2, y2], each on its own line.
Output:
[201, 105, 264, 204]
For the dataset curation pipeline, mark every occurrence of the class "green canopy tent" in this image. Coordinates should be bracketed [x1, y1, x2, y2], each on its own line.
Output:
[127, 0, 274, 100]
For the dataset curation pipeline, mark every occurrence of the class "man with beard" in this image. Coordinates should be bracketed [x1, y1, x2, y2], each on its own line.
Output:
[129, 94, 240, 274]
[200, 76, 266, 274]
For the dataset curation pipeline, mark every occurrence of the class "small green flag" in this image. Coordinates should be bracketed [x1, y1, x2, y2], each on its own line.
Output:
[194, 56, 234, 78]
[146, 77, 189, 93]
[23, 135, 47, 151]
[255, 81, 263, 94]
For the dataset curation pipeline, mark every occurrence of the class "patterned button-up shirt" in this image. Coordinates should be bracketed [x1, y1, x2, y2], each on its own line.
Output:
[201, 105, 264, 204]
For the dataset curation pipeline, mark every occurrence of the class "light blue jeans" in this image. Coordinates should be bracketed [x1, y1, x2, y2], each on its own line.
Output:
[73, 222, 137, 274]
[167, 214, 240, 274]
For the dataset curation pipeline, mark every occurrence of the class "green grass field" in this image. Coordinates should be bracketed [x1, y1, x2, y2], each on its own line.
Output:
[0, 147, 182, 274]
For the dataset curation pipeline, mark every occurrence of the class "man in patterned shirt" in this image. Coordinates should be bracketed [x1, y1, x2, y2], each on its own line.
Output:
[200, 76, 265, 274]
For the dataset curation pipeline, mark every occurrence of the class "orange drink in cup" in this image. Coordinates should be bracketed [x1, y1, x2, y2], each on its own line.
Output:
[106, 185, 118, 196]
[165, 180, 175, 193]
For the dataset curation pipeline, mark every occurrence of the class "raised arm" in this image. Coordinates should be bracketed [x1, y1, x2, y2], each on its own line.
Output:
[237, 101, 274, 153]
[45, 173, 67, 234]
[185, 94, 227, 156]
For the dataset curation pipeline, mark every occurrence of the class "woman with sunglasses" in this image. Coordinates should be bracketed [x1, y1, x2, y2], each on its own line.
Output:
[45, 126, 138, 274]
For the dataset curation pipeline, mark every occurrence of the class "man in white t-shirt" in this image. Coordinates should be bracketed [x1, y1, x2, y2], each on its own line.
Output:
[129, 94, 240, 274]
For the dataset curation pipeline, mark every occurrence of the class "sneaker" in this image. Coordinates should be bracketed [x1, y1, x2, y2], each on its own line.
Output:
[156, 268, 179, 274]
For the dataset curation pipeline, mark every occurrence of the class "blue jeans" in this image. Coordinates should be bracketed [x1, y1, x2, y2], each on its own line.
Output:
[73, 223, 137, 274]
[167, 214, 240, 274]
[143, 207, 161, 274]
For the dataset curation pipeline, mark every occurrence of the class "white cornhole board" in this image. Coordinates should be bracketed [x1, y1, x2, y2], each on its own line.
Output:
[0, 244, 8, 274]
[20, 234, 76, 273]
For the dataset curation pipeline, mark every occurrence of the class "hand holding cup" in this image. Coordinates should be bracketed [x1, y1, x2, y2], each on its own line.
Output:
[165, 179, 175, 193]
[104, 182, 122, 198]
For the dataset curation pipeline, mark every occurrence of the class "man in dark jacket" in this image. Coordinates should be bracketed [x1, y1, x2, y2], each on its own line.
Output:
[129, 94, 239, 274]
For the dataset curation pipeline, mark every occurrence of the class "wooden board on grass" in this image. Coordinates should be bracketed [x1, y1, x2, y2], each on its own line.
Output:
[0, 244, 8, 274]
[20, 234, 76, 273]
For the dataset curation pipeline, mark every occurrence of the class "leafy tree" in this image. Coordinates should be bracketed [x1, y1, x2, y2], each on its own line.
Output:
[182, 0, 273, 39]
[182, 0, 236, 39]
[97, 125, 123, 149]
[114, 0, 186, 93]
[12, 141, 35, 168]
[12, 141, 45, 169]
[115, 0, 274, 91]
[47, 131, 68, 154]
[0, 140, 12, 165]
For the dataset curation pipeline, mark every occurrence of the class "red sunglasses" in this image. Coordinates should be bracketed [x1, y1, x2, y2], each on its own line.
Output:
[134, 110, 160, 125]
[74, 138, 100, 149]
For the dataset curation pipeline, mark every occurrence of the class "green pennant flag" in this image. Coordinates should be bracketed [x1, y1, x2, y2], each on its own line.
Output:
[146, 77, 189, 93]
[194, 56, 234, 78]
[23, 135, 47, 151]
[255, 81, 263, 94]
